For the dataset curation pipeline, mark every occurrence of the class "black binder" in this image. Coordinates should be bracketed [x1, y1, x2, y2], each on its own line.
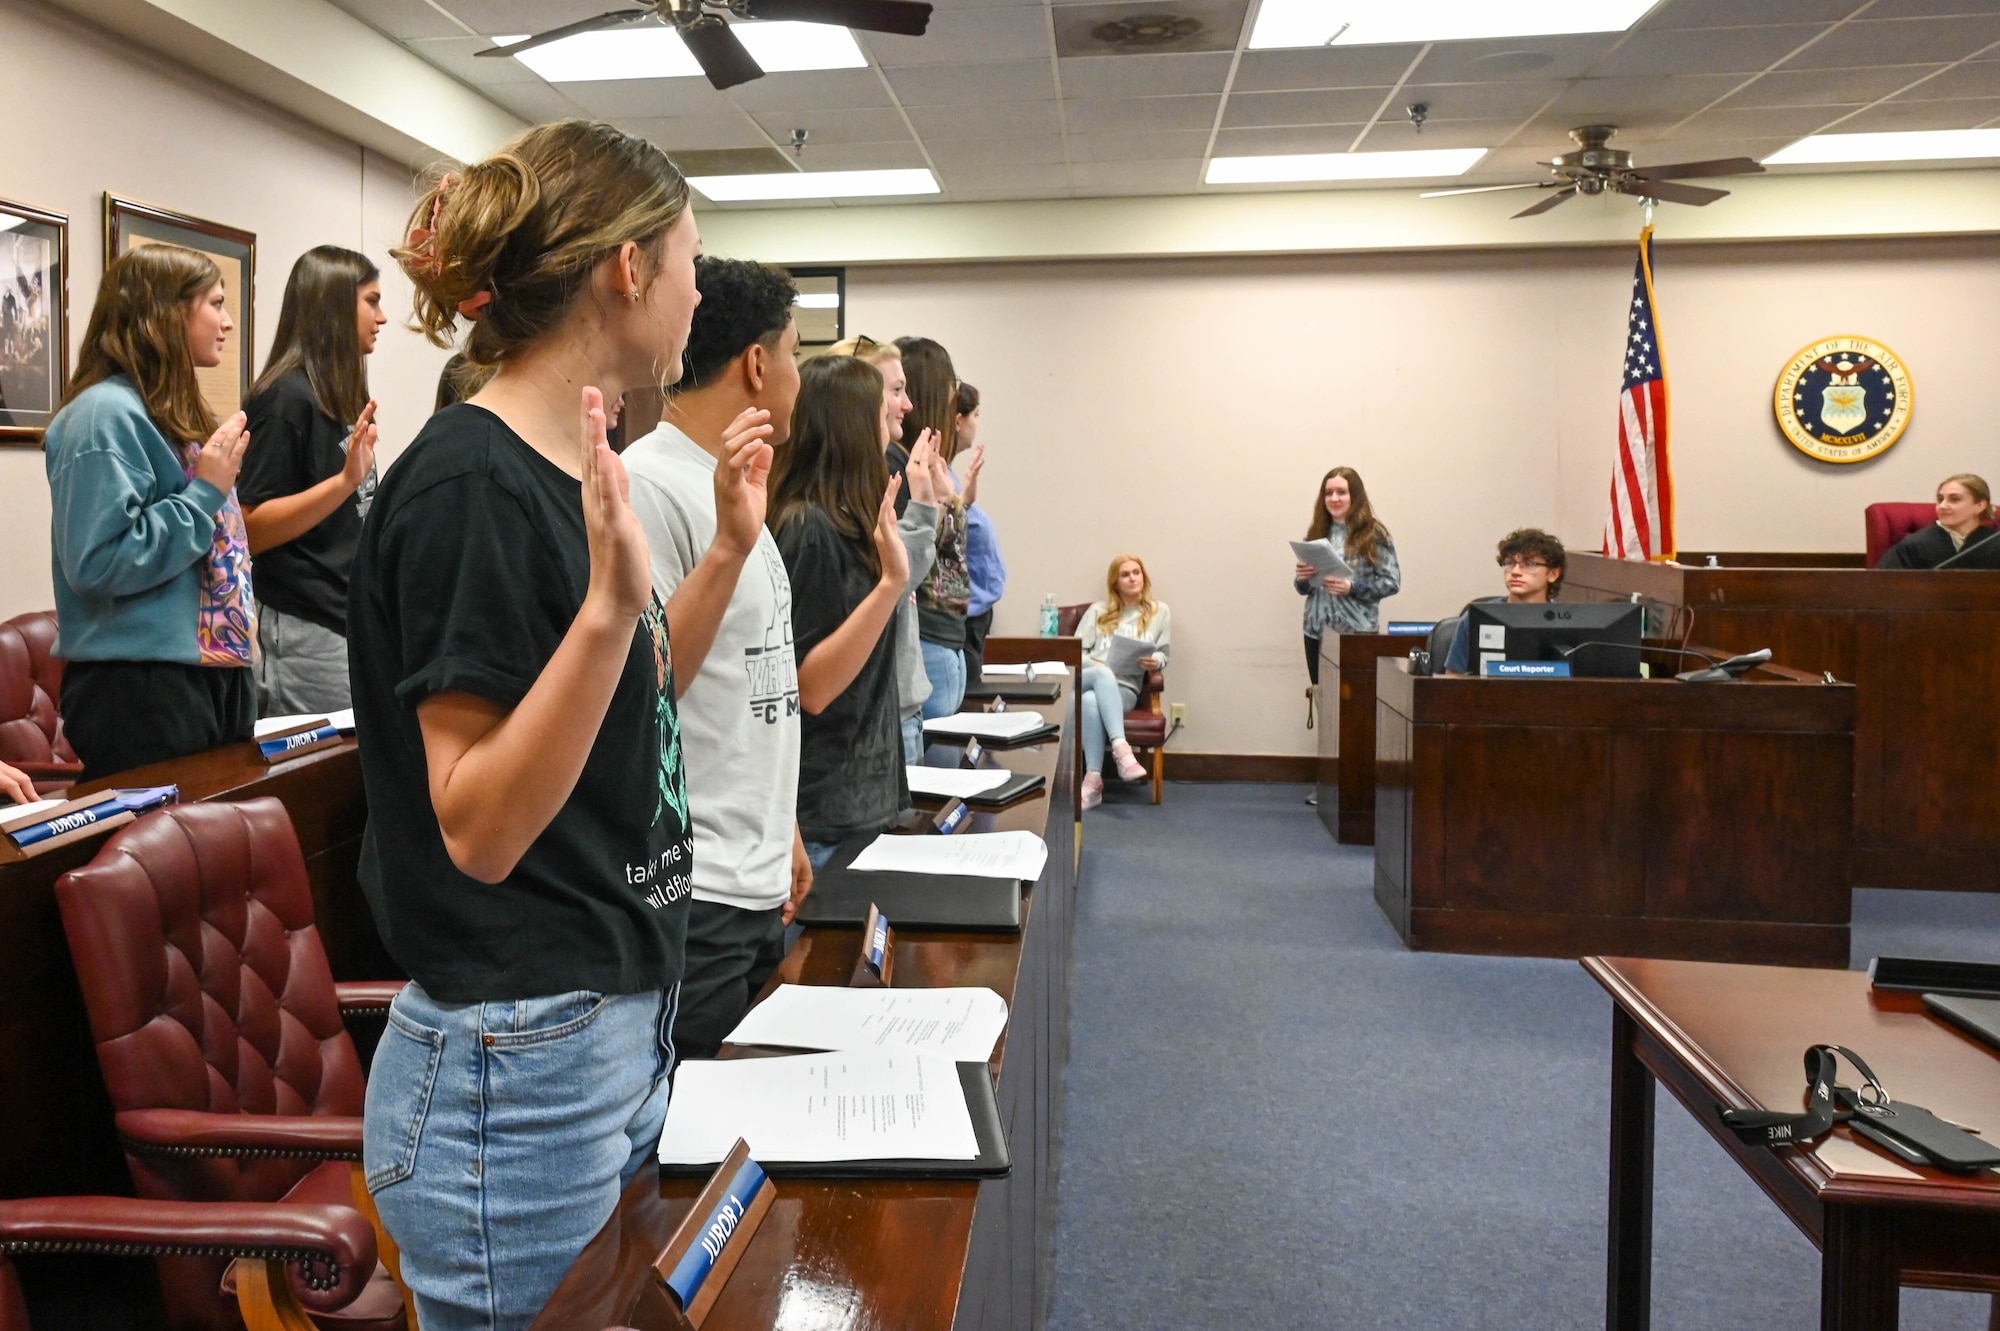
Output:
[1922, 994, 2000, 1054]
[909, 770, 1046, 811]
[659, 1060, 1009, 1179]
[796, 835, 1024, 932]
[922, 720, 1059, 749]
[1870, 956, 2000, 998]
[963, 679, 1063, 702]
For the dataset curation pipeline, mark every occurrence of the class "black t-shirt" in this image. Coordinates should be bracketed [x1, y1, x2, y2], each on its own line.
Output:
[347, 404, 692, 1003]
[885, 442, 911, 519]
[775, 505, 908, 843]
[238, 370, 374, 634]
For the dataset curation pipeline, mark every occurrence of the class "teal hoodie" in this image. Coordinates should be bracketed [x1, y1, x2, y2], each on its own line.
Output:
[45, 376, 243, 664]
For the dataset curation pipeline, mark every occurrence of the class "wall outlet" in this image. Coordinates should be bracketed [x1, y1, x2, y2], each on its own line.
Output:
[1170, 703, 1187, 726]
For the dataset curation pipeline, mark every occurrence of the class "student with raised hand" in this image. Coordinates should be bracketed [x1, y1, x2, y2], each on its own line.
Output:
[349, 119, 760, 1331]
[44, 244, 255, 781]
[771, 354, 911, 868]
[1293, 465, 1401, 693]
[623, 256, 806, 1061]
[953, 380, 1005, 682]
[1076, 555, 1172, 810]
[238, 246, 384, 714]
[897, 336, 974, 719]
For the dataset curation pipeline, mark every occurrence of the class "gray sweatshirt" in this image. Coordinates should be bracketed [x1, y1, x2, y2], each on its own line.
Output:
[896, 500, 939, 720]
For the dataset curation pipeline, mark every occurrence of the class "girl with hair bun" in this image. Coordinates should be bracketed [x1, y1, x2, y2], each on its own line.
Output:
[349, 119, 772, 1330]
[43, 243, 255, 780]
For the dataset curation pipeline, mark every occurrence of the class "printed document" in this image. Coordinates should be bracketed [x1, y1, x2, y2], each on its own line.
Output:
[922, 710, 1047, 739]
[725, 985, 1009, 1062]
[905, 766, 1015, 799]
[254, 708, 355, 738]
[1290, 539, 1356, 582]
[980, 661, 1070, 677]
[657, 1050, 978, 1164]
[0, 798, 66, 825]
[1105, 633, 1152, 679]
[849, 830, 1049, 882]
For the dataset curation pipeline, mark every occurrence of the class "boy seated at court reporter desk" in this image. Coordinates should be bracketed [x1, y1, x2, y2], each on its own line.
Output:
[1441, 528, 1566, 675]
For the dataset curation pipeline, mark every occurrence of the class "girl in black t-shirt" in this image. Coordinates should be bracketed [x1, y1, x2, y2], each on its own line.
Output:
[769, 354, 910, 866]
[239, 245, 383, 714]
[349, 119, 771, 1331]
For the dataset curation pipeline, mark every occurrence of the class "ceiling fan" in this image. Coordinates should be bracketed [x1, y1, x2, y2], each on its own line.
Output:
[476, 0, 933, 90]
[1422, 124, 1766, 218]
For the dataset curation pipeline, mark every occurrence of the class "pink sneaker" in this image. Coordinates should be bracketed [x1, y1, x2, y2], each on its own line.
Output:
[1081, 771, 1103, 810]
[1110, 738, 1147, 783]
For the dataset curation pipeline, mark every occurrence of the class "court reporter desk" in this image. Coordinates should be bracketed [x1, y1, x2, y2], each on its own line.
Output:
[1565, 552, 2000, 893]
[1314, 632, 1414, 845]
[530, 637, 1080, 1331]
[1373, 656, 1855, 965]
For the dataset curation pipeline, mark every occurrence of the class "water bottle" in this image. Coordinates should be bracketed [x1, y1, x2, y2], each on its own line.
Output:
[1039, 593, 1059, 637]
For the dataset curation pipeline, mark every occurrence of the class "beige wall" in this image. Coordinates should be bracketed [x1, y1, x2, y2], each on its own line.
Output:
[0, 0, 452, 621]
[845, 235, 2000, 757]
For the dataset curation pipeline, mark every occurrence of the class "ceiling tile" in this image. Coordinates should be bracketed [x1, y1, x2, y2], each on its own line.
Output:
[1400, 80, 1571, 120]
[1069, 158, 1203, 187]
[1231, 45, 1423, 92]
[1067, 129, 1215, 161]
[1064, 95, 1220, 134]
[1587, 25, 1829, 76]
[1050, 0, 1249, 59]
[434, 0, 608, 33]
[943, 185, 1074, 201]
[326, 0, 467, 39]
[1057, 52, 1233, 98]
[558, 76, 736, 119]
[1833, 95, 2000, 129]
[1719, 64, 1947, 106]
[1682, 104, 1865, 136]
[936, 161, 1073, 192]
[749, 106, 910, 145]
[668, 147, 793, 176]
[481, 82, 590, 122]
[615, 115, 775, 152]
[1643, 0, 1868, 27]
[1352, 118, 1520, 152]
[886, 60, 1057, 105]
[1545, 74, 1755, 121]
[1412, 33, 1626, 83]
[1219, 88, 1389, 128]
[404, 35, 544, 86]
[924, 136, 1068, 166]
[1783, 15, 2000, 68]
[906, 99, 1065, 139]
[862, 7, 1053, 66]
[728, 69, 895, 112]
[1895, 60, 2000, 99]
[782, 140, 930, 170]
[1863, 0, 2000, 15]
[1210, 125, 1363, 156]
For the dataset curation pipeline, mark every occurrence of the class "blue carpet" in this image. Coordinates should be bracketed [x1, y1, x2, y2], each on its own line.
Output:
[1050, 782, 1994, 1331]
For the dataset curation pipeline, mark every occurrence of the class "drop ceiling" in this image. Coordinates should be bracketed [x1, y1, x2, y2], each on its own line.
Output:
[324, 0, 2000, 205]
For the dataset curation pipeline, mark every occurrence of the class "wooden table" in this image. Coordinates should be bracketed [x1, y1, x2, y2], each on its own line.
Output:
[1584, 956, 2000, 1329]
[530, 662, 1078, 1331]
[1564, 553, 2000, 892]
[1374, 657, 1856, 964]
[1314, 632, 1416, 845]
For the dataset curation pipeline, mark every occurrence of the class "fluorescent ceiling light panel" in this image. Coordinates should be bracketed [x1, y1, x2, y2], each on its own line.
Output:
[690, 169, 940, 201]
[1249, 0, 1654, 49]
[508, 21, 863, 83]
[1762, 128, 2000, 164]
[1206, 148, 1487, 184]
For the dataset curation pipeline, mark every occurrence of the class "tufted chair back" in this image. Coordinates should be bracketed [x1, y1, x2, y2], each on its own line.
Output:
[0, 611, 79, 774]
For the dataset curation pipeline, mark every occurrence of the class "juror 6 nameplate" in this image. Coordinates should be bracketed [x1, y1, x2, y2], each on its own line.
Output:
[1773, 336, 1912, 465]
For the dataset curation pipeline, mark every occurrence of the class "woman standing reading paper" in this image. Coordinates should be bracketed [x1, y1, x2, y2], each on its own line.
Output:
[1075, 555, 1171, 810]
[349, 119, 770, 1331]
[1294, 466, 1401, 692]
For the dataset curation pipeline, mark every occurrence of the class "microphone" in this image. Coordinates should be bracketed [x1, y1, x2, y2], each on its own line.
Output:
[1553, 641, 1772, 682]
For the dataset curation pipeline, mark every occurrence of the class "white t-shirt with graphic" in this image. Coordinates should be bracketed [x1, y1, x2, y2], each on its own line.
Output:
[624, 422, 801, 912]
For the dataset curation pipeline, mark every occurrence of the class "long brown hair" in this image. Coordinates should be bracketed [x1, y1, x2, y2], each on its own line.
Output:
[896, 336, 958, 459]
[1096, 554, 1160, 637]
[769, 355, 890, 576]
[63, 244, 221, 448]
[1306, 465, 1389, 565]
[395, 119, 692, 371]
[251, 245, 377, 423]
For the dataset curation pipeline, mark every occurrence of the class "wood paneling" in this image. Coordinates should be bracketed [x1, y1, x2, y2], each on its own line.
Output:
[1315, 633, 1414, 844]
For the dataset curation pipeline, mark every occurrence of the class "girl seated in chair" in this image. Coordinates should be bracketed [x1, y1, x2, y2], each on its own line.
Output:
[1076, 555, 1171, 810]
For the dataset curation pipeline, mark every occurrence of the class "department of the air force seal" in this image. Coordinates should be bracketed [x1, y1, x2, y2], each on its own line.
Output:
[1774, 337, 1912, 465]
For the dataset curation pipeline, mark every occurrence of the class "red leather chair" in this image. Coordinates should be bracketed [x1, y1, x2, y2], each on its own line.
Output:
[1059, 603, 1169, 804]
[52, 798, 409, 1331]
[1864, 503, 1939, 567]
[0, 1196, 378, 1331]
[0, 611, 81, 791]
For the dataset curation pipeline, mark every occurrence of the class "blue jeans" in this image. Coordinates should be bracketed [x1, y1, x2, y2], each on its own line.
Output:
[364, 981, 677, 1331]
[919, 640, 965, 720]
[805, 840, 840, 870]
[1080, 664, 1137, 774]
[902, 713, 926, 765]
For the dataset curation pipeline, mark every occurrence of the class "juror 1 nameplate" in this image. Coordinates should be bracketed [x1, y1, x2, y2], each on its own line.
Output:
[1773, 336, 1912, 465]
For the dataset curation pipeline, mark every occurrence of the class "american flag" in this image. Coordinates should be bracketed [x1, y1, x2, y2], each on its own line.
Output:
[1603, 226, 1674, 561]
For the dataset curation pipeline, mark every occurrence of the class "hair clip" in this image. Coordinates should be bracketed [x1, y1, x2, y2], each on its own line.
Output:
[457, 291, 493, 321]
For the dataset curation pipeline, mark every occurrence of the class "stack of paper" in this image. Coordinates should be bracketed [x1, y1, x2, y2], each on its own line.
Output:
[658, 1050, 978, 1164]
[922, 710, 1046, 739]
[1290, 538, 1356, 581]
[980, 661, 1070, 677]
[254, 708, 356, 738]
[1105, 634, 1152, 677]
[0, 798, 65, 824]
[849, 830, 1048, 882]
[905, 766, 1014, 799]
[725, 985, 1009, 1061]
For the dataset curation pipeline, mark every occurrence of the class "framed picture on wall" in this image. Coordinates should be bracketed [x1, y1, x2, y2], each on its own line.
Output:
[105, 195, 255, 418]
[0, 198, 69, 445]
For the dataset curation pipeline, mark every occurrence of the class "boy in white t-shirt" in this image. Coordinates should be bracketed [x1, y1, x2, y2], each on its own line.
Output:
[625, 259, 808, 1058]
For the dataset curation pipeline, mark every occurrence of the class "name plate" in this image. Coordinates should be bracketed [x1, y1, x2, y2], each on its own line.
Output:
[850, 903, 896, 988]
[258, 719, 343, 764]
[932, 798, 971, 835]
[2, 790, 135, 857]
[986, 696, 1007, 713]
[1387, 621, 1436, 635]
[959, 739, 984, 769]
[1481, 660, 1571, 678]
[651, 1138, 775, 1328]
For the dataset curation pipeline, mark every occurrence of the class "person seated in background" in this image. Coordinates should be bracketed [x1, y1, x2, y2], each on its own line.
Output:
[1443, 528, 1566, 674]
[1076, 555, 1171, 810]
[1877, 473, 1998, 569]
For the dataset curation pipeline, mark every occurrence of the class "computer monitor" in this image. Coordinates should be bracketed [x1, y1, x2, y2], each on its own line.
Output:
[1464, 601, 1644, 678]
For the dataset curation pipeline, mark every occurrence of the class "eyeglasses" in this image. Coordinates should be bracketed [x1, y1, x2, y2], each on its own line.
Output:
[1498, 558, 1550, 571]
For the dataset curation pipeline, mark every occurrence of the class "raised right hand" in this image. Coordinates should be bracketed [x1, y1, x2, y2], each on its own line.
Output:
[903, 429, 936, 506]
[193, 412, 250, 493]
[341, 399, 379, 491]
[873, 474, 909, 589]
[578, 387, 654, 623]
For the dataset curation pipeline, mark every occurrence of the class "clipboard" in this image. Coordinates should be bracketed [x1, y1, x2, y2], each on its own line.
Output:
[657, 1061, 1010, 1180]
[922, 719, 1059, 749]
[909, 770, 1045, 811]
[962, 679, 1063, 703]
[796, 836, 1023, 932]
